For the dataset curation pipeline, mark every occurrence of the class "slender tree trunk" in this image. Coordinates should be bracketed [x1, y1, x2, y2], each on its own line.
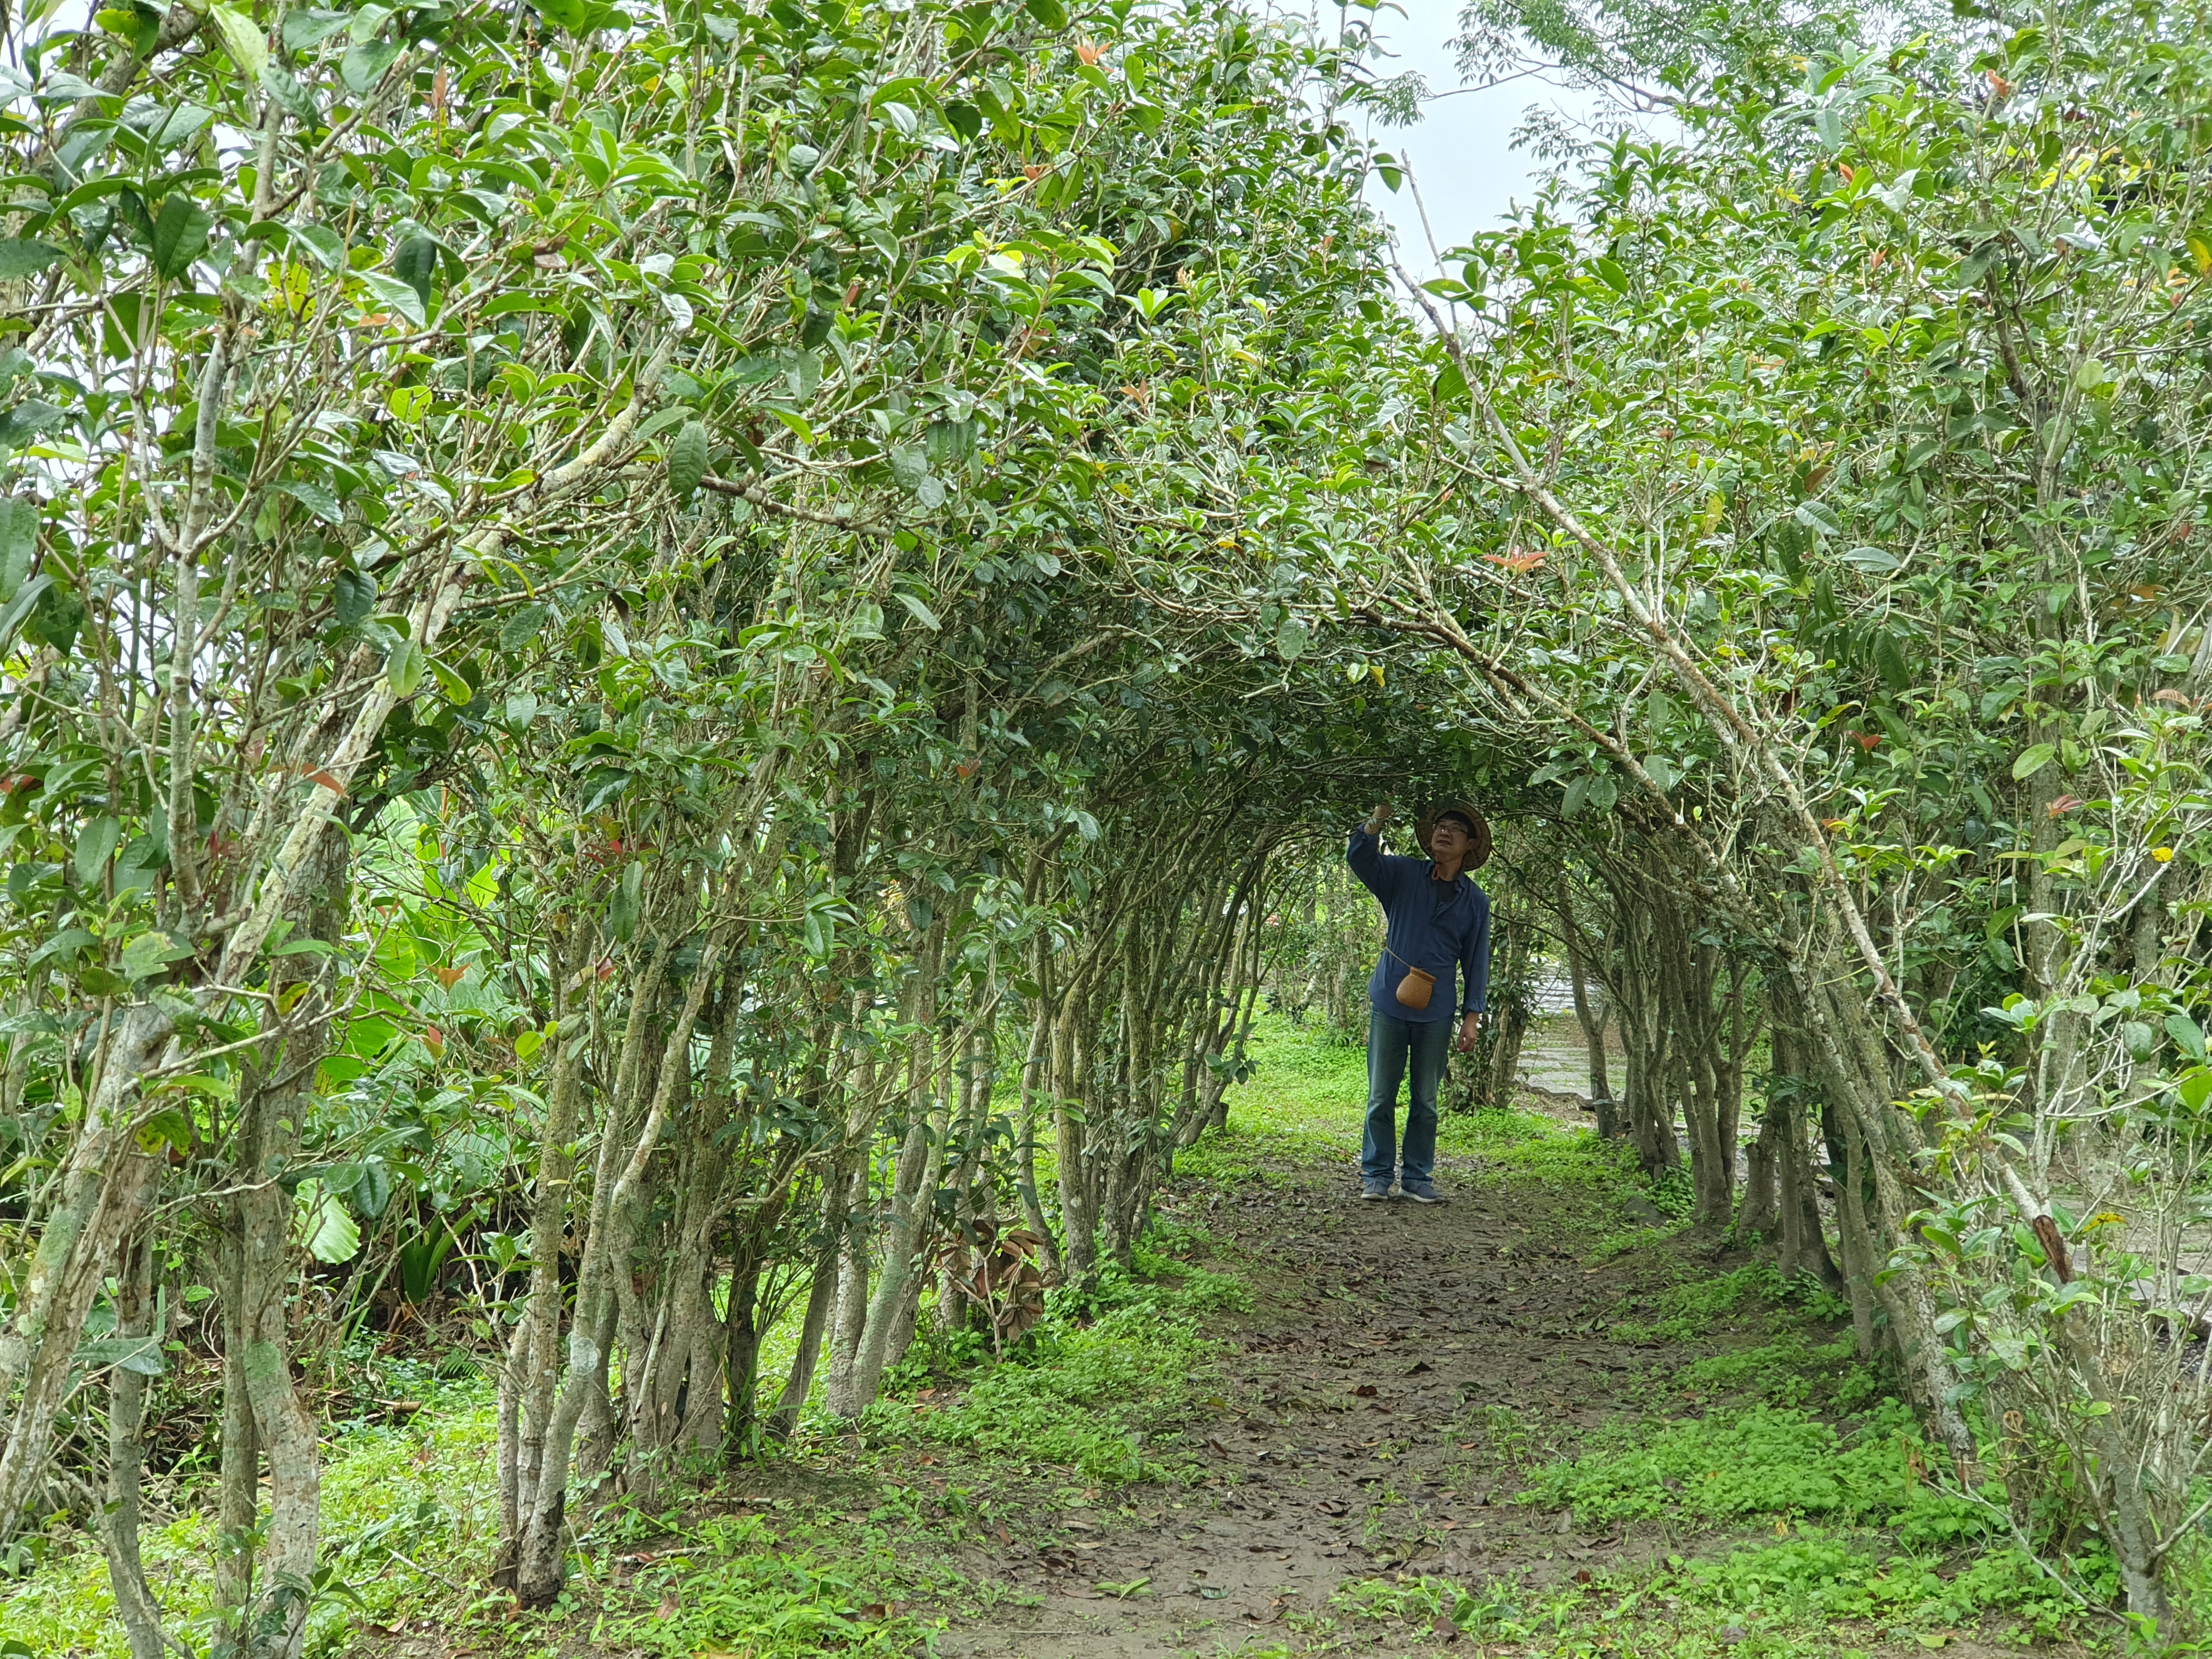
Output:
[1015, 1000, 1064, 1282]
[839, 1102, 944, 1419]
[1835, 1111, 1879, 1357]
[100, 1227, 166, 1659]
[215, 818, 348, 1659]
[1564, 929, 1613, 1124]
[514, 941, 674, 1608]
[822, 1158, 873, 1421]
[771, 1164, 853, 1442]
[211, 1224, 257, 1659]
[1739, 1104, 1781, 1238]
[495, 926, 592, 1590]
[0, 1001, 173, 1544]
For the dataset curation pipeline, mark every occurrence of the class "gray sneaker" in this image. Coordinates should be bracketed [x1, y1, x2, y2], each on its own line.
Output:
[1399, 1179, 1448, 1205]
[1360, 1178, 1392, 1200]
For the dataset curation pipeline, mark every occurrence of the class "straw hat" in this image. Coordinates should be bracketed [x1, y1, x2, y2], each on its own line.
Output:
[1415, 801, 1492, 871]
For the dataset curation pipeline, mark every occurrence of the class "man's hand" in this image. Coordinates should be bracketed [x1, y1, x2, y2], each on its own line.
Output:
[1455, 1012, 1482, 1053]
[1364, 801, 1393, 833]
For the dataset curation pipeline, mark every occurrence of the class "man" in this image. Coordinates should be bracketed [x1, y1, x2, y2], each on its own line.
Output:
[1347, 801, 1492, 1204]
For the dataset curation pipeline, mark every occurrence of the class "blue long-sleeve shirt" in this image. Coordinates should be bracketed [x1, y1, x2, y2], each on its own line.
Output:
[1348, 825, 1492, 1023]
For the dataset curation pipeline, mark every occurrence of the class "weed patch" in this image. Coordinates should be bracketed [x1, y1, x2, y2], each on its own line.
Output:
[1520, 1401, 1987, 1543]
[1440, 1106, 1634, 1190]
[0, 1378, 499, 1659]
[593, 1515, 923, 1657]
[1336, 1531, 2084, 1654]
[900, 1304, 1209, 1484]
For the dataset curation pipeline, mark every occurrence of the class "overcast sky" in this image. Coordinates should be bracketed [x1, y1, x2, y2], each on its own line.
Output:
[1345, 0, 1602, 282]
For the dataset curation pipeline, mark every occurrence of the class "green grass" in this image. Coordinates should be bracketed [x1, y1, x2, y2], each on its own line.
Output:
[584, 1514, 927, 1658]
[0, 1376, 498, 1659]
[1334, 1526, 2088, 1654]
[1183, 1013, 1645, 1201]
[881, 1232, 1244, 1487]
[1518, 1400, 1989, 1538]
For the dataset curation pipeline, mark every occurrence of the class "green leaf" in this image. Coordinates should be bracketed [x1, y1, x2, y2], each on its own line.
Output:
[667, 419, 708, 499]
[1432, 359, 1467, 403]
[1024, 0, 1066, 26]
[428, 654, 471, 705]
[211, 4, 270, 80]
[294, 1180, 362, 1264]
[340, 37, 402, 94]
[74, 815, 120, 885]
[276, 479, 343, 523]
[357, 271, 426, 329]
[0, 239, 65, 280]
[1792, 500, 1843, 537]
[288, 221, 345, 269]
[282, 9, 353, 51]
[1874, 630, 1910, 693]
[611, 860, 643, 941]
[0, 496, 37, 600]
[2166, 1014, 2208, 1064]
[499, 602, 550, 654]
[119, 928, 191, 981]
[1275, 616, 1309, 662]
[76, 1333, 165, 1375]
[260, 60, 319, 124]
[149, 195, 215, 279]
[0, 403, 66, 452]
[2011, 743, 2056, 782]
[136, 1106, 194, 1156]
[894, 591, 941, 631]
[385, 638, 424, 696]
[332, 567, 376, 627]
[350, 1159, 393, 1220]
[0, 573, 54, 646]
[394, 234, 439, 311]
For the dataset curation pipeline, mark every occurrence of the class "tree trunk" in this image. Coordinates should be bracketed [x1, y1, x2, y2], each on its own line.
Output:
[0, 1001, 174, 1545]
[513, 941, 676, 1608]
[100, 1228, 167, 1659]
[1564, 929, 1613, 1125]
[771, 1164, 853, 1442]
[495, 926, 593, 1590]
[1739, 1104, 1781, 1240]
[214, 816, 349, 1659]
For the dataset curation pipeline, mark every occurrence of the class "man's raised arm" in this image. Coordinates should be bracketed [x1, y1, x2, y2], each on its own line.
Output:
[1347, 803, 1394, 900]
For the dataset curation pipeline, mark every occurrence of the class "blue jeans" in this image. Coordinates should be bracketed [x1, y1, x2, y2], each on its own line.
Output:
[1363, 1012, 1452, 1184]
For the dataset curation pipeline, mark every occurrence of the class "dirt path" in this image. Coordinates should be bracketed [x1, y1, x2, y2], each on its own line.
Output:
[931, 1126, 1667, 1658]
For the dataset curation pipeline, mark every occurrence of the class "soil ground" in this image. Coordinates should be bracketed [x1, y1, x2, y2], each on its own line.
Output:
[920, 1116, 1669, 1657]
